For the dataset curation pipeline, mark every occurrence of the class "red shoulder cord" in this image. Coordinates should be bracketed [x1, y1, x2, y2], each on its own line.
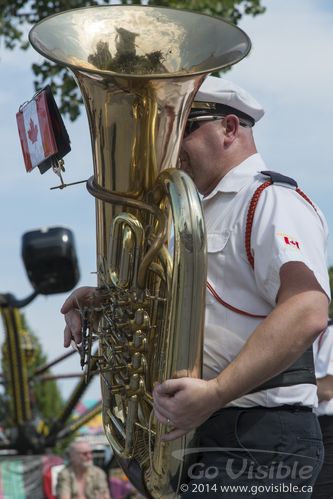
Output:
[207, 180, 317, 319]
[206, 280, 266, 319]
[246, 181, 318, 269]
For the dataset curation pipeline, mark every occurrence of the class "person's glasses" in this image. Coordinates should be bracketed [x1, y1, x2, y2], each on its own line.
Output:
[184, 113, 251, 137]
[184, 115, 224, 137]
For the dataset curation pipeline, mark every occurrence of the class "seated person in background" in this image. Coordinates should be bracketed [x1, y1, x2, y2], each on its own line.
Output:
[56, 437, 111, 499]
[312, 322, 333, 499]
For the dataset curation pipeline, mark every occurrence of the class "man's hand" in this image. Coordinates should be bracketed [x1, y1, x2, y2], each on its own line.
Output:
[61, 286, 98, 347]
[153, 377, 220, 441]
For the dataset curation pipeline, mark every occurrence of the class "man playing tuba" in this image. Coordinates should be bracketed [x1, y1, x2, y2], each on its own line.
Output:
[62, 77, 329, 498]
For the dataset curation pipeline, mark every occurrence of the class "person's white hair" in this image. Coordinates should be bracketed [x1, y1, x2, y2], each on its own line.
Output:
[68, 437, 92, 454]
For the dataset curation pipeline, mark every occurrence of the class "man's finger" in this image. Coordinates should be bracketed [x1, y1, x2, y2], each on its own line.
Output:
[64, 310, 81, 332]
[60, 292, 77, 314]
[161, 428, 187, 441]
[64, 324, 72, 348]
[153, 405, 172, 424]
[153, 388, 176, 416]
[60, 286, 96, 314]
[156, 379, 185, 395]
[64, 311, 82, 343]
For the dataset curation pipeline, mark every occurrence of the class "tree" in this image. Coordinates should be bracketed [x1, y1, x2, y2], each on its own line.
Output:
[0, 0, 265, 120]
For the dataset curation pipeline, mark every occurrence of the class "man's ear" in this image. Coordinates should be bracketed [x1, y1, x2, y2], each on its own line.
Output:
[222, 115, 240, 144]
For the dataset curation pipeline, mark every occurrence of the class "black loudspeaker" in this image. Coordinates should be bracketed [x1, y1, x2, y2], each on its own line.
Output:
[21, 227, 80, 295]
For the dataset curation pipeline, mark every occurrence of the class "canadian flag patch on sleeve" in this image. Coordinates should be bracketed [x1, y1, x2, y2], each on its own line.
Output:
[277, 232, 301, 250]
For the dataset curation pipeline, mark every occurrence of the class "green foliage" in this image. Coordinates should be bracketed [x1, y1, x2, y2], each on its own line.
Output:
[150, 0, 265, 24]
[0, 0, 265, 120]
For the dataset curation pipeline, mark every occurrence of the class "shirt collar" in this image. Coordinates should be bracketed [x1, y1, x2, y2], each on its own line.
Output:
[203, 153, 266, 201]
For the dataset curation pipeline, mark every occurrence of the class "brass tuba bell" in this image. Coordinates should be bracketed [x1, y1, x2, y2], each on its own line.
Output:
[29, 6, 250, 498]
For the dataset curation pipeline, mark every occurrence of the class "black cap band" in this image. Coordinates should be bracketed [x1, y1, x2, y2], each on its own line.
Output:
[189, 102, 255, 127]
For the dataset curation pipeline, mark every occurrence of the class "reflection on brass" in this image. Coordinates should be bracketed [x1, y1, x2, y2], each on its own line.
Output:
[88, 28, 168, 74]
[87, 41, 113, 70]
[29, 6, 251, 498]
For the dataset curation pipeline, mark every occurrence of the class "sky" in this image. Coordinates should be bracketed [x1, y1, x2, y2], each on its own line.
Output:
[0, 0, 333, 403]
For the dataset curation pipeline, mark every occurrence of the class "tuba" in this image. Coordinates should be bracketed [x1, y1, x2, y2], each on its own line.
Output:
[29, 6, 250, 498]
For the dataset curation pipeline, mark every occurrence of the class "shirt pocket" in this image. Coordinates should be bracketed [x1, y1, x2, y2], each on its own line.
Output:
[207, 231, 230, 254]
[206, 231, 231, 306]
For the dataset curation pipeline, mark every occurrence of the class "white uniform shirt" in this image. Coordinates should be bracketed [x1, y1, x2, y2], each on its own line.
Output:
[202, 153, 330, 408]
[314, 325, 333, 416]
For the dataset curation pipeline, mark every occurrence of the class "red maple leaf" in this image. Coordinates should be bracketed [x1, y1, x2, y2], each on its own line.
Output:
[27, 118, 38, 144]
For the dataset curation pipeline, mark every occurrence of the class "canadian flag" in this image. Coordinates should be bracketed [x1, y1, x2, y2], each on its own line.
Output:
[16, 91, 57, 172]
[284, 236, 300, 249]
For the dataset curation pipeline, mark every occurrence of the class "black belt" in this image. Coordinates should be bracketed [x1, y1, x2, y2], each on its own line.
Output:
[215, 405, 313, 415]
[248, 346, 316, 394]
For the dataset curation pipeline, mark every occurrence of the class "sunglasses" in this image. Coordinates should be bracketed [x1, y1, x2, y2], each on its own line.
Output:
[184, 113, 251, 137]
[184, 115, 224, 137]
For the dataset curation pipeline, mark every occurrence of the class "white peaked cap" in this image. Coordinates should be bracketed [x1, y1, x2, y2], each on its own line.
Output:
[194, 76, 264, 124]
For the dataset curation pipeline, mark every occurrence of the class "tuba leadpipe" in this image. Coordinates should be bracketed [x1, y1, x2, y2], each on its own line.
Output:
[29, 6, 250, 498]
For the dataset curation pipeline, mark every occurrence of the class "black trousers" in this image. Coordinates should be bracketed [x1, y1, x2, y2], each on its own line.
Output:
[312, 415, 333, 499]
[180, 406, 324, 498]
